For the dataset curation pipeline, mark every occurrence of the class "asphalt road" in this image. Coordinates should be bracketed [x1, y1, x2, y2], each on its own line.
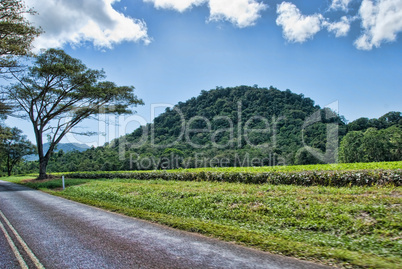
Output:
[0, 180, 330, 269]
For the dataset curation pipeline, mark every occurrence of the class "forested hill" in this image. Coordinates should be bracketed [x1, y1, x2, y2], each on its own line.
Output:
[123, 85, 344, 161]
[36, 85, 348, 172]
[17, 85, 400, 174]
[128, 86, 329, 146]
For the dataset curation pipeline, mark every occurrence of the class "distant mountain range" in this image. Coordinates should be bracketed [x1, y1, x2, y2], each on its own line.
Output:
[25, 143, 90, 161]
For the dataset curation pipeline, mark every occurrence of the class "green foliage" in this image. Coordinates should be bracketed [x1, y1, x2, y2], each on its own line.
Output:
[23, 178, 95, 190]
[16, 177, 401, 268]
[184, 161, 402, 172]
[22, 86, 346, 173]
[53, 161, 402, 187]
[0, 0, 42, 72]
[0, 125, 35, 176]
[0, 175, 35, 182]
[0, 0, 42, 116]
[340, 125, 402, 163]
[5, 48, 143, 179]
[0, 99, 11, 117]
[347, 112, 401, 132]
[11, 85, 400, 174]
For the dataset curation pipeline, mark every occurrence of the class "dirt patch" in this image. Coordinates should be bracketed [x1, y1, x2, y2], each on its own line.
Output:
[229, 203, 240, 209]
[248, 202, 265, 211]
[22, 177, 60, 183]
[21, 178, 41, 183]
[389, 191, 402, 198]
[357, 212, 377, 225]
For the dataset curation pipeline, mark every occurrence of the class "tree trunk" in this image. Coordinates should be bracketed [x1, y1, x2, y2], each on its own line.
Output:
[34, 124, 48, 180]
[38, 157, 49, 180]
[7, 152, 11, 176]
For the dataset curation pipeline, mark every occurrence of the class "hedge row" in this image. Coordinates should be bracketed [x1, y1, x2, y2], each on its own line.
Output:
[61, 169, 402, 187]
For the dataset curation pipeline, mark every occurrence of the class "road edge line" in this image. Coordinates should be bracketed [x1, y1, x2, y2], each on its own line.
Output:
[0, 210, 45, 269]
[0, 216, 29, 269]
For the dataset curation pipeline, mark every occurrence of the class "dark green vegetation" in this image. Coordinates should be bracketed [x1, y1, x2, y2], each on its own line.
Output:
[4, 48, 143, 179]
[0, 0, 42, 116]
[0, 126, 35, 176]
[0, 0, 42, 175]
[58, 162, 402, 187]
[340, 125, 401, 163]
[16, 86, 401, 175]
[5, 86, 401, 176]
[0, 0, 42, 74]
[8, 172, 401, 269]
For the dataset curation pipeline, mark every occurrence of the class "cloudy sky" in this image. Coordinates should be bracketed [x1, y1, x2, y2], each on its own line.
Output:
[8, 0, 402, 145]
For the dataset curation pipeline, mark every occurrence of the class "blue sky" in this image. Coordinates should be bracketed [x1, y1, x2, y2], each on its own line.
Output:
[6, 0, 402, 146]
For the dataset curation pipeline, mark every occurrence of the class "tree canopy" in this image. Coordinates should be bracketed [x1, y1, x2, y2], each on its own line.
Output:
[24, 86, 347, 173]
[0, 0, 42, 117]
[0, 97, 11, 117]
[0, 0, 42, 73]
[339, 125, 402, 163]
[0, 125, 35, 176]
[10, 85, 399, 175]
[6, 48, 143, 179]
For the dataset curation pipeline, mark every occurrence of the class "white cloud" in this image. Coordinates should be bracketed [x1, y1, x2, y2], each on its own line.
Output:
[144, 0, 267, 28]
[25, 0, 150, 51]
[208, 0, 267, 28]
[330, 0, 353, 11]
[143, 0, 206, 12]
[355, 0, 402, 50]
[276, 2, 323, 43]
[324, 16, 351, 37]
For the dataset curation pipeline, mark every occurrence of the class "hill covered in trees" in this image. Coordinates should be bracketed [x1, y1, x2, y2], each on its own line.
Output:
[15, 85, 401, 174]
[32, 86, 346, 172]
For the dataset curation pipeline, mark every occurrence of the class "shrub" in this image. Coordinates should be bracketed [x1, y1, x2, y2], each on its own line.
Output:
[61, 169, 401, 187]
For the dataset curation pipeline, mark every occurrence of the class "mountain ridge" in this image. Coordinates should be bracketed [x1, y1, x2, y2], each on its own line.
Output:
[25, 142, 90, 161]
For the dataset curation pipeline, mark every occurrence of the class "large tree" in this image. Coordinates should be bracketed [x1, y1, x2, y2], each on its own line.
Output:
[6, 48, 144, 179]
[0, 0, 41, 72]
[0, 97, 11, 116]
[0, 125, 35, 176]
[1, 0, 42, 117]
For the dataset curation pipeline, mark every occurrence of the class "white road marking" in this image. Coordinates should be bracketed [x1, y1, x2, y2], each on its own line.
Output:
[0, 210, 45, 269]
[0, 216, 28, 269]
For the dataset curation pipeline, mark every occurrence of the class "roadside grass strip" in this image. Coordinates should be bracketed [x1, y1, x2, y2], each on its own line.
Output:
[16, 177, 402, 268]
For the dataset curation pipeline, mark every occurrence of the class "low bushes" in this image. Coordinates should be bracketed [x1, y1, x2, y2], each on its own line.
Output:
[61, 169, 402, 187]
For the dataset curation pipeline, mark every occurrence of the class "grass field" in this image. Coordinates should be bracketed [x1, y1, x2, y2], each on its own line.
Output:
[174, 161, 402, 173]
[4, 171, 401, 269]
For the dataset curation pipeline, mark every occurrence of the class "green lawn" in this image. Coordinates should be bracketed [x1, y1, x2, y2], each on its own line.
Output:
[6, 175, 401, 268]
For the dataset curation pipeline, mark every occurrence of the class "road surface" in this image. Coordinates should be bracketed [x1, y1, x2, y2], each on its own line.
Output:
[0, 180, 330, 269]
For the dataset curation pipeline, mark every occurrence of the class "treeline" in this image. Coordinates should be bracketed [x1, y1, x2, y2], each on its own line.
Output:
[0, 126, 35, 176]
[48, 86, 344, 172]
[5, 86, 402, 175]
[339, 112, 401, 163]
